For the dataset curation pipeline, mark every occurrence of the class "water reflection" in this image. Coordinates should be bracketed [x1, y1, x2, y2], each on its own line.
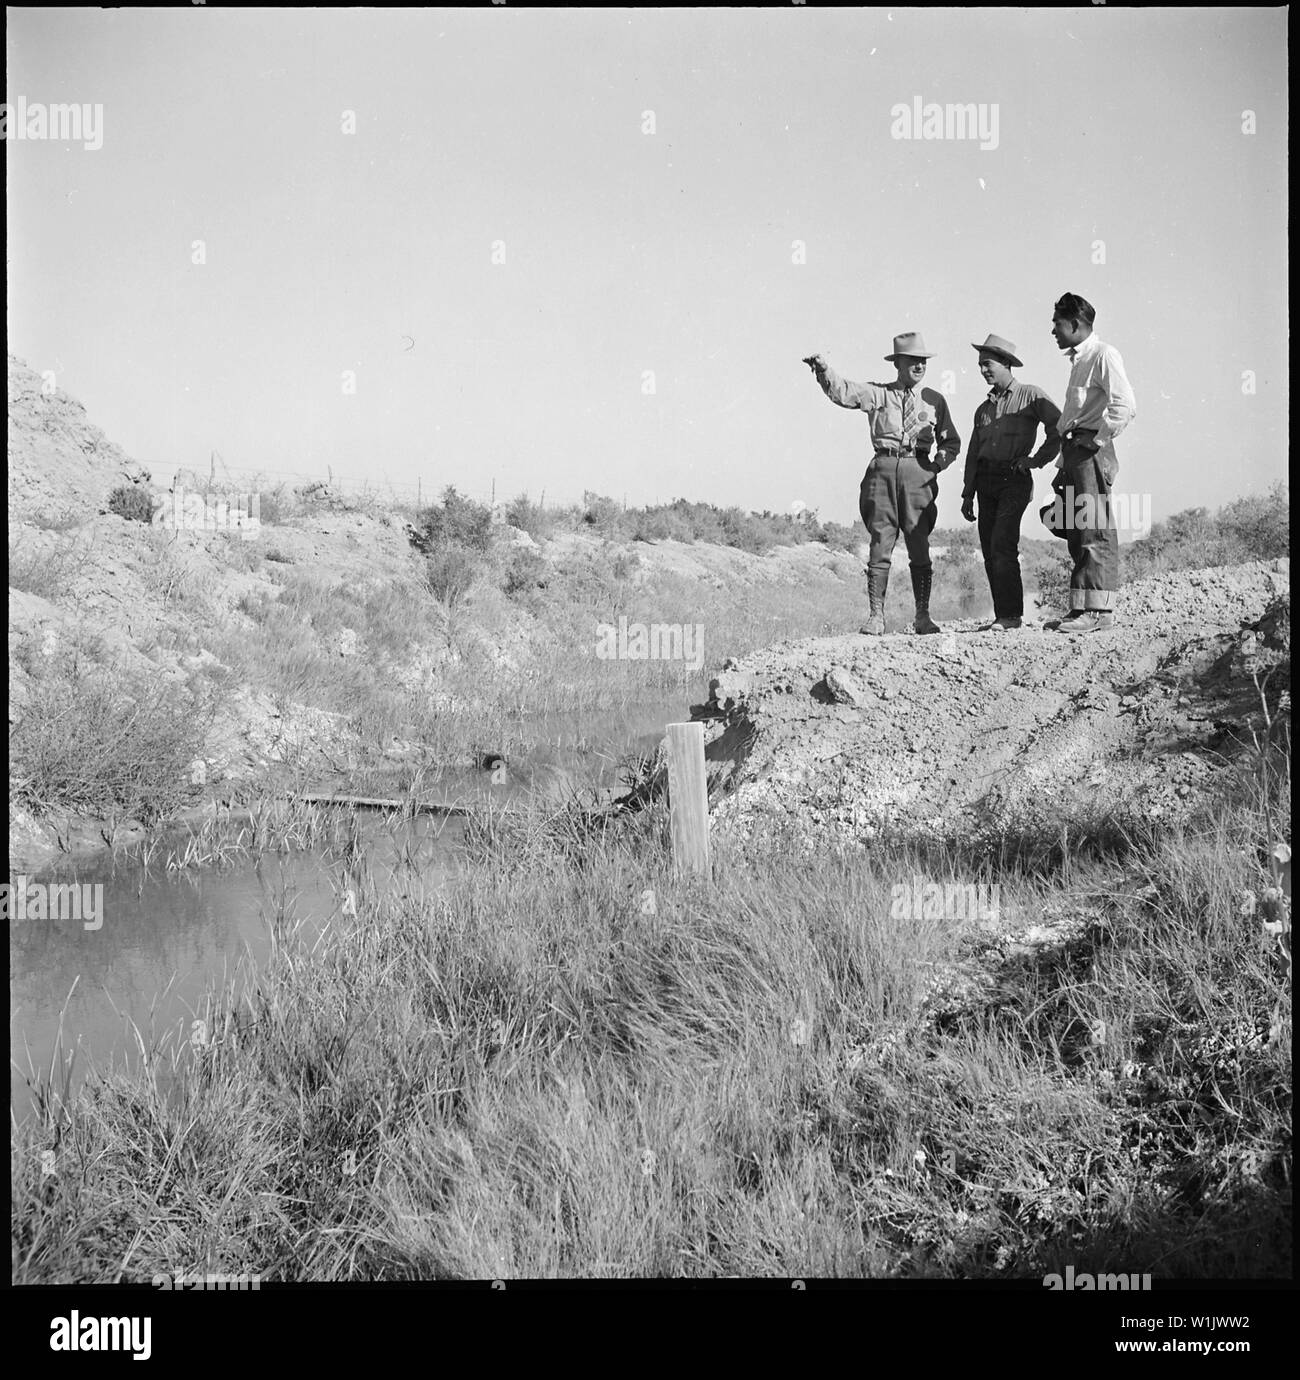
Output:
[10, 812, 464, 1121]
[10, 696, 697, 1121]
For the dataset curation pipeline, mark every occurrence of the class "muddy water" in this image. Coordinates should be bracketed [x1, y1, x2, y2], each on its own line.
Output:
[9, 699, 696, 1121]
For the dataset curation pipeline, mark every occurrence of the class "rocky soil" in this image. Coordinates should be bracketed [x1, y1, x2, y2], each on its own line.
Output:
[697, 559, 1291, 849]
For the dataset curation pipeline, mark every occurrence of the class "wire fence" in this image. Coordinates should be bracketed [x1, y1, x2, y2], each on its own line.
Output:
[168, 454, 501, 510]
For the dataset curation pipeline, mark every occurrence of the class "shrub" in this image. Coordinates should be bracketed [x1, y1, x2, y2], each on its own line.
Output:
[423, 541, 485, 609]
[1217, 484, 1289, 561]
[1032, 552, 1074, 611]
[1123, 486, 1290, 583]
[816, 520, 861, 553]
[107, 484, 156, 523]
[581, 491, 626, 538]
[409, 486, 495, 555]
[8, 533, 90, 603]
[629, 509, 670, 543]
[255, 485, 287, 526]
[503, 545, 548, 598]
[11, 653, 214, 822]
[505, 493, 555, 544]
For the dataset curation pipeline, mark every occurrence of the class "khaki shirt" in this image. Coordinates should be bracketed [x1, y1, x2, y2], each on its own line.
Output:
[813, 364, 962, 468]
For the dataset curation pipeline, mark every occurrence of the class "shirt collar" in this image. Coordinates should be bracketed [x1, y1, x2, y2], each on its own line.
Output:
[1067, 331, 1098, 362]
[987, 378, 1014, 399]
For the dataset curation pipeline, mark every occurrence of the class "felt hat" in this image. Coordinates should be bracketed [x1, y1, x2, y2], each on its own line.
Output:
[884, 331, 935, 361]
[971, 333, 1023, 368]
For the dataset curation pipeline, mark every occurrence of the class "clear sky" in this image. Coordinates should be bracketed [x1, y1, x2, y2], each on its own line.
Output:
[6, 6, 1288, 532]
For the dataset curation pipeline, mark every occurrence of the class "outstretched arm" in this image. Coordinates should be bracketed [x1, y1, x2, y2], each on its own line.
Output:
[803, 354, 876, 410]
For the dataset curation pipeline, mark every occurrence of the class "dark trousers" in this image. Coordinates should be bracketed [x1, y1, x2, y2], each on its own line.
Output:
[859, 452, 938, 582]
[975, 468, 1033, 618]
[1050, 444, 1119, 611]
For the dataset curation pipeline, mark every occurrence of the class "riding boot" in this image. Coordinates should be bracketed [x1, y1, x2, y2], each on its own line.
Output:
[861, 569, 888, 635]
[911, 565, 940, 635]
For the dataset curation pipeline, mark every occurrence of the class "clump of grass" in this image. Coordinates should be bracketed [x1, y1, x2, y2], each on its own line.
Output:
[422, 543, 484, 611]
[28, 506, 86, 533]
[10, 651, 217, 824]
[8, 532, 92, 604]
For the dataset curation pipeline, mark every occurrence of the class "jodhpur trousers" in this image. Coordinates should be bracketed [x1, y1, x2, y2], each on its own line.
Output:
[859, 452, 938, 583]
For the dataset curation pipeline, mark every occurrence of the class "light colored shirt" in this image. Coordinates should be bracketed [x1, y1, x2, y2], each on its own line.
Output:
[1056, 333, 1136, 470]
[812, 363, 961, 468]
[961, 380, 1062, 498]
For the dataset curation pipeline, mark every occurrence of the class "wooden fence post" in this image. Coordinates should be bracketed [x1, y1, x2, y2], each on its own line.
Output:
[665, 722, 710, 876]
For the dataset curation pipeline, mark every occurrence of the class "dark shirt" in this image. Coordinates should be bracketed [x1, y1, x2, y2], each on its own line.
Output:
[961, 381, 1062, 498]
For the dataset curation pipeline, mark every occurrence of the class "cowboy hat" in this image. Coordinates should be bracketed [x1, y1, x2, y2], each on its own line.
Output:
[884, 331, 935, 361]
[971, 334, 1023, 368]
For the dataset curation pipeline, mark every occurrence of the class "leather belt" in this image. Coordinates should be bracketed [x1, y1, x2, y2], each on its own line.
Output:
[874, 445, 919, 457]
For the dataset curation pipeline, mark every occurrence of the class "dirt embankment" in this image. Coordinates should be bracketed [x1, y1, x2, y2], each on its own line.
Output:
[696, 560, 1290, 847]
[9, 353, 1290, 873]
[7, 353, 865, 869]
[7, 356, 152, 523]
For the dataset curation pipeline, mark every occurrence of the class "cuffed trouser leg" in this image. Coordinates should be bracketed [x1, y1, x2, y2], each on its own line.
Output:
[1059, 447, 1119, 612]
[976, 470, 1033, 618]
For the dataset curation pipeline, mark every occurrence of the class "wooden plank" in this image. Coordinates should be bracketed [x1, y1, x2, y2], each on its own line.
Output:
[293, 793, 470, 817]
[665, 722, 710, 876]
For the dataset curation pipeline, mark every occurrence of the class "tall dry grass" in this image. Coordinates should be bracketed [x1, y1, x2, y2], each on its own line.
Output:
[12, 716, 1290, 1280]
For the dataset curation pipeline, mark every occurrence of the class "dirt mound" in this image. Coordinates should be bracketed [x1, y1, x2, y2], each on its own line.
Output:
[7, 355, 151, 521]
[696, 559, 1290, 847]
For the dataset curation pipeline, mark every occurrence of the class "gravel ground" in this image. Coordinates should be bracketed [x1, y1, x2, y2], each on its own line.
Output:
[698, 558, 1290, 849]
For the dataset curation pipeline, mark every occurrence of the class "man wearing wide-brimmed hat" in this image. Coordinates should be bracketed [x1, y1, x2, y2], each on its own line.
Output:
[803, 332, 961, 635]
[960, 334, 1062, 631]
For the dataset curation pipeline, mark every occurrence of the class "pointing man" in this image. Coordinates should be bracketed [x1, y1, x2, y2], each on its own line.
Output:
[1046, 293, 1137, 633]
[804, 333, 961, 635]
[960, 334, 1061, 630]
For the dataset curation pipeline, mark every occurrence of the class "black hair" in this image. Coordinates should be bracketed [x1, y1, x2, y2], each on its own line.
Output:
[1053, 292, 1096, 326]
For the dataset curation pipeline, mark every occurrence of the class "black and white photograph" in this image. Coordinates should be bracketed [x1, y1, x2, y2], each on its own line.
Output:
[7, 2, 1290, 1324]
